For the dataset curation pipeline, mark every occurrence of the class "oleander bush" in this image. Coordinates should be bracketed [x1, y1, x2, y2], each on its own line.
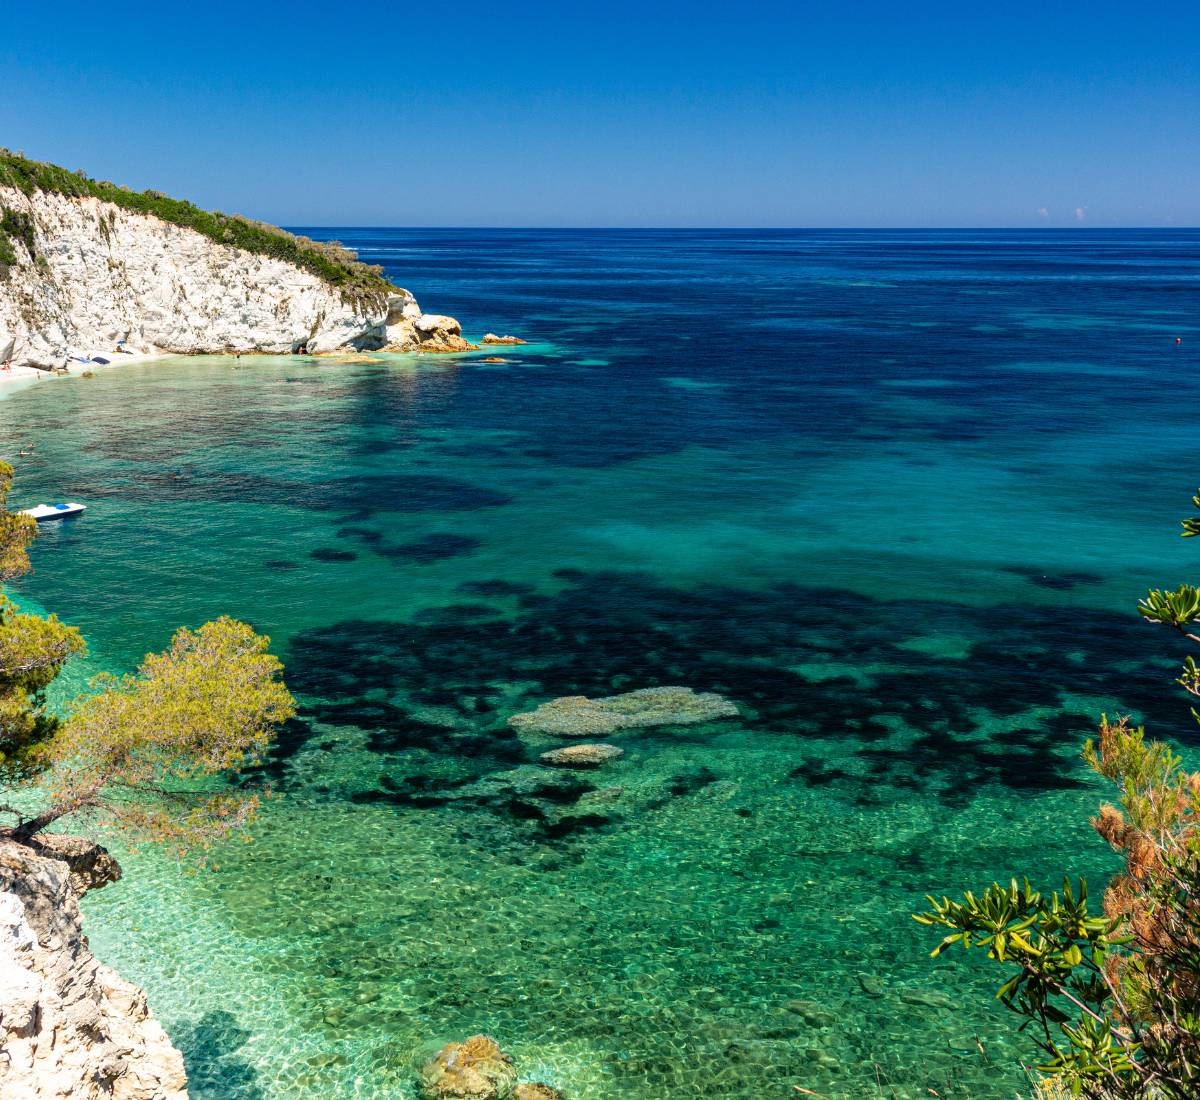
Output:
[914, 491, 1200, 1098]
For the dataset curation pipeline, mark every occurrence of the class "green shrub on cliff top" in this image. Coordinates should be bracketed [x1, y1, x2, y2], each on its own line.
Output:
[0, 149, 394, 309]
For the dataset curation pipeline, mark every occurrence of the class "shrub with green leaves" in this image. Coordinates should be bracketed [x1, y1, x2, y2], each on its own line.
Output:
[914, 491, 1200, 1099]
[0, 207, 36, 277]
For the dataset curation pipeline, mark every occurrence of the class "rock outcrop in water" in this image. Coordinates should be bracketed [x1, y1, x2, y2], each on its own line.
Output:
[0, 153, 472, 365]
[0, 836, 189, 1100]
[417, 1035, 517, 1099]
[538, 743, 624, 768]
[514, 1086, 565, 1100]
[509, 686, 739, 738]
[416, 1035, 564, 1100]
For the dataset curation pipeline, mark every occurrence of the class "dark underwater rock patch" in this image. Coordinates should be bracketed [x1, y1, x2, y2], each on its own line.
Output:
[336, 525, 384, 544]
[381, 533, 482, 563]
[412, 603, 503, 624]
[310, 548, 357, 563]
[1002, 565, 1105, 590]
[351, 438, 407, 456]
[456, 579, 536, 598]
[270, 568, 1191, 846]
[350, 762, 612, 844]
[435, 442, 520, 460]
[334, 526, 481, 564]
[789, 759, 859, 787]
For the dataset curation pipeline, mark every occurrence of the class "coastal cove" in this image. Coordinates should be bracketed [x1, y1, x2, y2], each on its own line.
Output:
[3, 228, 1200, 1099]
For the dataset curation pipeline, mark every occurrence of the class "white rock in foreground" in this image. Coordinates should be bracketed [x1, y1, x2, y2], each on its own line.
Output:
[0, 185, 470, 365]
[0, 836, 189, 1100]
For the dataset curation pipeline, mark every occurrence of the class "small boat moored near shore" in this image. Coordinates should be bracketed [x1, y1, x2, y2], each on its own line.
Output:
[20, 502, 87, 522]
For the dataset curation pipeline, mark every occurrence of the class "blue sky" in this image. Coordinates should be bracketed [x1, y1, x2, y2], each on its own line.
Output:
[2, 1, 1197, 227]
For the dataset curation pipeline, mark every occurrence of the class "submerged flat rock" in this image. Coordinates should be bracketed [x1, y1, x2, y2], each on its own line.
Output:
[417, 1035, 517, 1100]
[509, 686, 738, 737]
[539, 743, 624, 768]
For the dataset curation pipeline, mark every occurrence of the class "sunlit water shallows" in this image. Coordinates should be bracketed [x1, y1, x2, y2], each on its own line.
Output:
[4, 229, 1200, 1099]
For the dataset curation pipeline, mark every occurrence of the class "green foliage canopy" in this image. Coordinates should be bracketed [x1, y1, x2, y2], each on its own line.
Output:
[0, 459, 295, 853]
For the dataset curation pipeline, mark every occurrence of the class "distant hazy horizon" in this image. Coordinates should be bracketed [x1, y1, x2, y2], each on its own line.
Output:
[4, 1, 1198, 228]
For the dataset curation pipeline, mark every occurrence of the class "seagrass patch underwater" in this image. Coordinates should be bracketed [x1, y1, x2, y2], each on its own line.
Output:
[3, 228, 1200, 1098]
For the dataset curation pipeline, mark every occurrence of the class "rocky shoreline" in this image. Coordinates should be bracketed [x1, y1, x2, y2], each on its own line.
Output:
[0, 185, 476, 369]
[0, 836, 189, 1099]
[0, 835, 585, 1100]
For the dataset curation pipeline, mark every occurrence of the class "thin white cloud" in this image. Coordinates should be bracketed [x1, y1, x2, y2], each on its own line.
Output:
[1075, 207, 1087, 221]
[1037, 207, 1049, 218]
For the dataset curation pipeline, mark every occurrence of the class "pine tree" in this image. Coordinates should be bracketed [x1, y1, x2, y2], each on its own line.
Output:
[0, 460, 295, 853]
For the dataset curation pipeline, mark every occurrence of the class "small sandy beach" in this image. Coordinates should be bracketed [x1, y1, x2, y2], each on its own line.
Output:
[0, 351, 169, 395]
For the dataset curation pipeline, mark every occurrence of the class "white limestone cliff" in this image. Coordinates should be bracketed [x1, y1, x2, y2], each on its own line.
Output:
[0, 836, 189, 1100]
[0, 186, 469, 366]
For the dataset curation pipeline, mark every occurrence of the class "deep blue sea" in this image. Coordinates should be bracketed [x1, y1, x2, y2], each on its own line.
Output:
[3, 228, 1200, 1099]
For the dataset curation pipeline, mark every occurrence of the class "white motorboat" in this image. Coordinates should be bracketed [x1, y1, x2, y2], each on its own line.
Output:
[20, 502, 87, 522]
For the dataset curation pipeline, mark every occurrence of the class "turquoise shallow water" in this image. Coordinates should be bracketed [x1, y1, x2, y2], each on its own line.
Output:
[3, 229, 1200, 1098]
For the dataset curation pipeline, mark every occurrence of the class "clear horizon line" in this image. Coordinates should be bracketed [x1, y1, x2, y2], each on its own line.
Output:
[281, 224, 1200, 232]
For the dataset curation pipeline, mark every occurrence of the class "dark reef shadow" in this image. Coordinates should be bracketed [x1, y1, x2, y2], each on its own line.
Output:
[173, 1010, 265, 1100]
[250, 569, 1192, 843]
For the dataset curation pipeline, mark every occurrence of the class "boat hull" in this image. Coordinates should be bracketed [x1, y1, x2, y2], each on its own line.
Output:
[20, 503, 87, 522]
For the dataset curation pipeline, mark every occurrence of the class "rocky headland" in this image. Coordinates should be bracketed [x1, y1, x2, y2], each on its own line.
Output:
[0, 151, 475, 368]
[0, 835, 189, 1099]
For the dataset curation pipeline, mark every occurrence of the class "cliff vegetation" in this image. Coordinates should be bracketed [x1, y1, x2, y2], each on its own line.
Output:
[0, 149, 394, 308]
